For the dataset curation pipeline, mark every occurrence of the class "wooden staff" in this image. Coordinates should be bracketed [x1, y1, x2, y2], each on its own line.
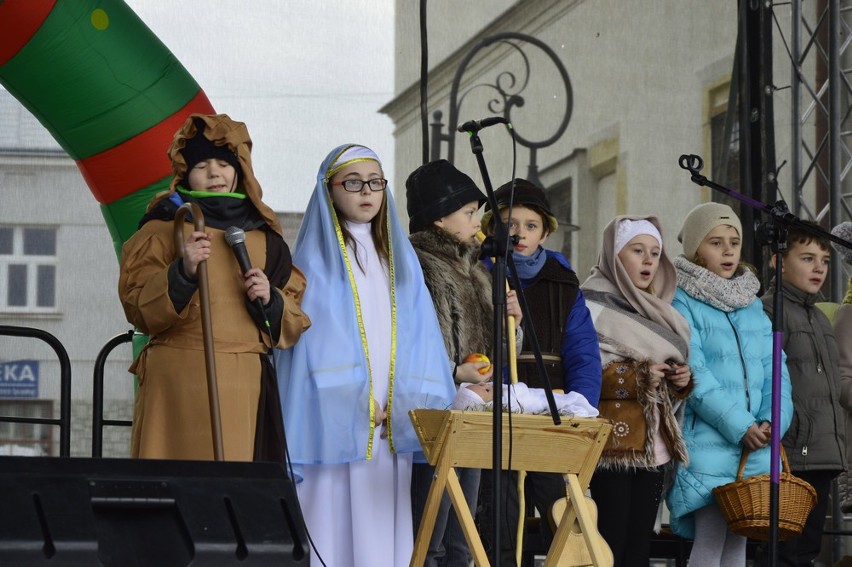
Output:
[174, 202, 224, 461]
[476, 231, 526, 565]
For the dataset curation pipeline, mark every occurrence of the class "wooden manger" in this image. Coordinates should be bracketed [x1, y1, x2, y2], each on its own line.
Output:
[409, 409, 613, 567]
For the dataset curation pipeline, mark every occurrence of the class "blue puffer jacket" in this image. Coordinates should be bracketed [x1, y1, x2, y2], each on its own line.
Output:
[666, 289, 792, 539]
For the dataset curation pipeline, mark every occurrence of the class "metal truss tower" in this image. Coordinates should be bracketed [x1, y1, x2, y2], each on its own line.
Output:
[784, 0, 852, 300]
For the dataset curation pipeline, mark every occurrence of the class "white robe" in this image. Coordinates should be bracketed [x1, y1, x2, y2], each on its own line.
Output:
[298, 221, 413, 567]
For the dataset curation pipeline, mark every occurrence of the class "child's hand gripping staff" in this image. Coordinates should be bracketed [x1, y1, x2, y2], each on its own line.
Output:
[475, 231, 518, 385]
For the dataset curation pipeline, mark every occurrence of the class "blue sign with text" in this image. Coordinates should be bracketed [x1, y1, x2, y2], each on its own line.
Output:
[0, 359, 39, 398]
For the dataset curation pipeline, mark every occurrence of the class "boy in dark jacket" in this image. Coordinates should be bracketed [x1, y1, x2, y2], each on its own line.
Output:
[760, 222, 846, 567]
[481, 179, 602, 404]
[478, 178, 602, 564]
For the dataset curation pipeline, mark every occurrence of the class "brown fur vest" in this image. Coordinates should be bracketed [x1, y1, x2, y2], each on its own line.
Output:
[409, 227, 493, 362]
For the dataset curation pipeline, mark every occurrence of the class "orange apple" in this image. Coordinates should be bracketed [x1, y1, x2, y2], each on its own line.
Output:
[464, 352, 492, 375]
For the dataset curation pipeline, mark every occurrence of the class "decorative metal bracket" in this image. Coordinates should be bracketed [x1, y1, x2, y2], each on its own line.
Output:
[430, 32, 573, 188]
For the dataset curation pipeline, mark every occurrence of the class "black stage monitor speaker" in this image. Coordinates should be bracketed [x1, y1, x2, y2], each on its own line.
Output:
[0, 456, 309, 566]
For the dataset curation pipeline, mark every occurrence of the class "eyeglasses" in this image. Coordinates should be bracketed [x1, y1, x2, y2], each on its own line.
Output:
[330, 178, 388, 193]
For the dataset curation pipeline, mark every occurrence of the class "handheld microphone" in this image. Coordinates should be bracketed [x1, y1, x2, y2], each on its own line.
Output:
[224, 226, 269, 329]
[457, 116, 509, 133]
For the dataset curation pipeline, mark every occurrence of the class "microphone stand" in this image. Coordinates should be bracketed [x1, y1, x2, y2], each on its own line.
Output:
[462, 127, 560, 566]
[678, 154, 852, 566]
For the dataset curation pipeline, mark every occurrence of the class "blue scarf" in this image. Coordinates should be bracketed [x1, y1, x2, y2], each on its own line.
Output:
[511, 246, 547, 282]
[275, 145, 456, 474]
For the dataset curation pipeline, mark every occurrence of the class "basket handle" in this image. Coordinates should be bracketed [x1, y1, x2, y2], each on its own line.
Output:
[736, 440, 790, 480]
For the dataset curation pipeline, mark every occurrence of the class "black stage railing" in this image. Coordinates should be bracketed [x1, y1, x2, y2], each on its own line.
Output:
[0, 325, 72, 456]
[91, 330, 134, 458]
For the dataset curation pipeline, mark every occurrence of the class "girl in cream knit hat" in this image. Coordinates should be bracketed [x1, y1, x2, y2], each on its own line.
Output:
[666, 203, 793, 567]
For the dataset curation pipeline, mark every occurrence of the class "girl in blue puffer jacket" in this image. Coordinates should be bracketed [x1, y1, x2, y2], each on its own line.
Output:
[665, 203, 792, 567]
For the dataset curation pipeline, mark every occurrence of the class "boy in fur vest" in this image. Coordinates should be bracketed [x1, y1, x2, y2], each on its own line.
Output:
[405, 159, 523, 567]
[479, 178, 602, 565]
[758, 222, 845, 567]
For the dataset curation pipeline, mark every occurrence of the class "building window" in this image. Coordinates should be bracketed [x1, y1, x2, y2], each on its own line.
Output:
[0, 400, 54, 456]
[707, 80, 741, 214]
[545, 178, 574, 261]
[0, 226, 57, 312]
[711, 111, 740, 188]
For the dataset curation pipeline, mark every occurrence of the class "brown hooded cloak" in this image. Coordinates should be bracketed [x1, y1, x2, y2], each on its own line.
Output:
[119, 114, 310, 461]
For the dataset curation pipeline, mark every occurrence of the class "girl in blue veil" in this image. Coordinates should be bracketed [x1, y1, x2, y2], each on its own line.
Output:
[276, 144, 456, 566]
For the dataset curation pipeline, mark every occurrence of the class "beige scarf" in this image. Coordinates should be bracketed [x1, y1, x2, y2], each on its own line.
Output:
[582, 215, 691, 365]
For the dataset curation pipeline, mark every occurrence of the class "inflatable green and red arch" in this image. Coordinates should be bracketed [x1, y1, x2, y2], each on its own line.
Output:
[0, 0, 214, 258]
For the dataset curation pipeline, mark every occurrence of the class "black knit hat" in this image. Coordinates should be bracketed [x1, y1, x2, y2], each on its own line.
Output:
[180, 118, 242, 187]
[405, 159, 486, 233]
[482, 178, 558, 234]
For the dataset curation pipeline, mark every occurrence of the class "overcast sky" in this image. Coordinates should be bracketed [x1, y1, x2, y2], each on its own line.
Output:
[124, 0, 396, 213]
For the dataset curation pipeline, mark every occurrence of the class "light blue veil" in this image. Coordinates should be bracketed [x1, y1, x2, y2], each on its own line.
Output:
[275, 144, 455, 471]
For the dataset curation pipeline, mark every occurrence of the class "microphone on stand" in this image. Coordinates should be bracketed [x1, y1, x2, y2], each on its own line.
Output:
[224, 226, 269, 330]
[678, 154, 704, 173]
[457, 116, 509, 133]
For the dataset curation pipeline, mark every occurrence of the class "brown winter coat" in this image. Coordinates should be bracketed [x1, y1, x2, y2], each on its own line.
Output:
[120, 222, 309, 461]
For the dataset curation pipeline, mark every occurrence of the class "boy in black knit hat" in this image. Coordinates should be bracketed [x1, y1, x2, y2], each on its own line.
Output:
[406, 159, 523, 567]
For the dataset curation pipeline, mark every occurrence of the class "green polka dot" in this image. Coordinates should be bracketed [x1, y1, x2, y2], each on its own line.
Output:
[91, 8, 109, 30]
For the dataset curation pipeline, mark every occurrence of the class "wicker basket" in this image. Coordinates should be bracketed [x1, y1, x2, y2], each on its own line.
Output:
[712, 444, 816, 541]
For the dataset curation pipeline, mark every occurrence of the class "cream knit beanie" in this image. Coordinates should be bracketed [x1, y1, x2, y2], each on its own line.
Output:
[678, 202, 742, 259]
[614, 218, 663, 254]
